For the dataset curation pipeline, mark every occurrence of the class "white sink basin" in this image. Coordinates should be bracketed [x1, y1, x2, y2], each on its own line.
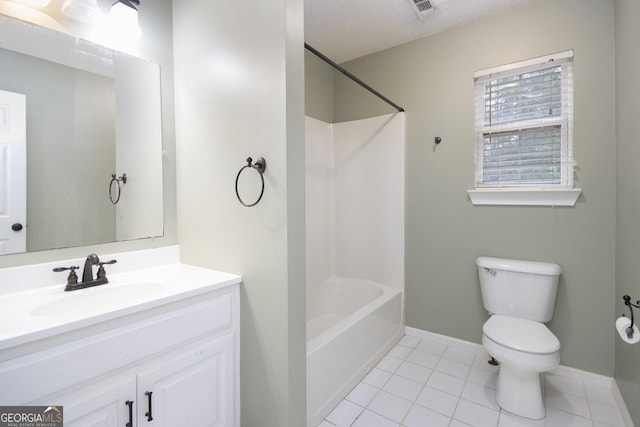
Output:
[0, 259, 242, 350]
[30, 282, 166, 318]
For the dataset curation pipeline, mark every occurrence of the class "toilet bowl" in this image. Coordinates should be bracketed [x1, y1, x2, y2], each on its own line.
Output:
[482, 314, 560, 419]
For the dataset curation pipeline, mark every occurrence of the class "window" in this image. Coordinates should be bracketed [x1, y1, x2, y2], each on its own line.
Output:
[468, 51, 581, 206]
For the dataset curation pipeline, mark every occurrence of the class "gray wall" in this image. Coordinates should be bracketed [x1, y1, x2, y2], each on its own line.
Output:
[304, 51, 334, 123]
[172, 0, 306, 425]
[0, 0, 177, 268]
[326, 0, 616, 376]
[615, 0, 640, 424]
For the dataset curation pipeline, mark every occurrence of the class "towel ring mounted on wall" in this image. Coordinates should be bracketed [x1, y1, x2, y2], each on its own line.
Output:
[235, 157, 266, 207]
[109, 173, 127, 204]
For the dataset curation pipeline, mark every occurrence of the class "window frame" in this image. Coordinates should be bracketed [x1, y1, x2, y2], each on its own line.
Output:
[467, 50, 581, 206]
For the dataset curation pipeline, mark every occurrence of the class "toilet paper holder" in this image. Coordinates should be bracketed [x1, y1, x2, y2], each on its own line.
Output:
[622, 295, 640, 338]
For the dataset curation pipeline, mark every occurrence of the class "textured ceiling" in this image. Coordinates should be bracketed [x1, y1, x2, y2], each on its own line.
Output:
[304, 0, 541, 63]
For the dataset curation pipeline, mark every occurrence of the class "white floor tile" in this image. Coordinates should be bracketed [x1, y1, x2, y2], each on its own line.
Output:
[368, 390, 412, 423]
[346, 382, 380, 407]
[351, 409, 399, 427]
[442, 345, 477, 365]
[589, 400, 625, 427]
[497, 411, 544, 426]
[320, 335, 626, 427]
[377, 355, 404, 373]
[415, 339, 447, 356]
[544, 407, 593, 427]
[395, 360, 432, 384]
[382, 375, 423, 402]
[414, 385, 459, 417]
[326, 400, 363, 427]
[427, 371, 465, 396]
[406, 348, 440, 369]
[453, 399, 500, 427]
[388, 344, 412, 359]
[398, 335, 421, 348]
[467, 365, 498, 389]
[461, 381, 499, 410]
[544, 374, 586, 399]
[435, 357, 472, 380]
[584, 383, 618, 407]
[544, 388, 590, 418]
[402, 404, 450, 427]
[363, 367, 393, 388]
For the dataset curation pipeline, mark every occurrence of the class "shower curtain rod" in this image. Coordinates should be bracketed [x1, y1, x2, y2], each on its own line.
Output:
[304, 43, 405, 113]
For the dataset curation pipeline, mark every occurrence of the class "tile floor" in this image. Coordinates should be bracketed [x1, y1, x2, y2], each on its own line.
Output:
[319, 334, 627, 427]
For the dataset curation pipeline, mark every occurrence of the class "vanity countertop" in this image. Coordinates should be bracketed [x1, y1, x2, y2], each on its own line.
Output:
[0, 247, 241, 351]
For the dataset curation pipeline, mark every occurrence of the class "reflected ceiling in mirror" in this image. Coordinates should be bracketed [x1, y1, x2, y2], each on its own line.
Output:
[0, 14, 163, 255]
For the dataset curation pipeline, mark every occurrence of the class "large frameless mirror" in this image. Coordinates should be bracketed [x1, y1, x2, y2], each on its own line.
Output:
[0, 14, 163, 255]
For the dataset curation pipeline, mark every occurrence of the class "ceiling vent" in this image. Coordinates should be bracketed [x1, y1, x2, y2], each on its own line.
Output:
[409, 0, 435, 19]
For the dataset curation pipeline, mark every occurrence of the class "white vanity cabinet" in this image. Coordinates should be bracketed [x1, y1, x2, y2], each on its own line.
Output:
[0, 282, 240, 427]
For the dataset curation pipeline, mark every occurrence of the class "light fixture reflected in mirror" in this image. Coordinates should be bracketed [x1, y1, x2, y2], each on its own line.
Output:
[110, 0, 141, 39]
[61, 0, 101, 24]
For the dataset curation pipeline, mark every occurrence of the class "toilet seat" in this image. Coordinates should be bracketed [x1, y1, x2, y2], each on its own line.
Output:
[483, 315, 560, 354]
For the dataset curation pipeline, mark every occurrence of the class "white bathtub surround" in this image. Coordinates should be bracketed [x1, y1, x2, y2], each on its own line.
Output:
[306, 113, 406, 425]
[320, 327, 631, 427]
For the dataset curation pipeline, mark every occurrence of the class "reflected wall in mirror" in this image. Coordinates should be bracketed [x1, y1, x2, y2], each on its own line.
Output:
[0, 14, 163, 255]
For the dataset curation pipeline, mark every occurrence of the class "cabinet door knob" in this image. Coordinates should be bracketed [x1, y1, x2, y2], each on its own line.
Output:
[125, 400, 134, 427]
[11, 223, 23, 231]
[145, 391, 154, 421]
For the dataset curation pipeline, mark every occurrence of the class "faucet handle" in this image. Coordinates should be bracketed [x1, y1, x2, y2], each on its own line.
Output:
[53, 266, 80, 285]
[96, 259, 117, 280]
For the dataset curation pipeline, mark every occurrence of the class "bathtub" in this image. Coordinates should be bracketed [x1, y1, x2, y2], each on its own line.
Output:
[307, 278, 404, 426]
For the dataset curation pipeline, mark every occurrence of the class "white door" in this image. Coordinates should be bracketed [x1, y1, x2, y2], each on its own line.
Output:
[0, 89, 26, 254]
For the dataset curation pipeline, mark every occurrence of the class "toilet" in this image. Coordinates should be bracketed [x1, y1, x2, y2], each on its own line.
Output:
[477, 256, 562, 420]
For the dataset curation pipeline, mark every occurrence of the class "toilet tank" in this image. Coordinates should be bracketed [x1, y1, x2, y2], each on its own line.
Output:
[477, 257, 562, 323]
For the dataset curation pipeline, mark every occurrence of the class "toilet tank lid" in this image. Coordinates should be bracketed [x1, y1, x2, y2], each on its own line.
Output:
[476, 257, 561, 276]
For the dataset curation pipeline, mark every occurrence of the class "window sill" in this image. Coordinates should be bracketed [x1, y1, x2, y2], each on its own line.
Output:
[467, 188, 582, 206]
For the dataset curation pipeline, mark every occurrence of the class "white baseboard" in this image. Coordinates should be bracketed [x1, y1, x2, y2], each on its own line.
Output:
[404, 326, 634, 427]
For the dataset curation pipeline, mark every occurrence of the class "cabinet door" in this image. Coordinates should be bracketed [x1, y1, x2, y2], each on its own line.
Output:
[53, 377, 136, 427]
[137, 334, 236, 427]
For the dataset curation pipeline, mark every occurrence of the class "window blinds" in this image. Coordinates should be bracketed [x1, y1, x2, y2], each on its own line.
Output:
[474, 51, 574, 188]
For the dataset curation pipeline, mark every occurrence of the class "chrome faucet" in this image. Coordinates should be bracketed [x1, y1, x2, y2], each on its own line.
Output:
[53, 253, 117, 291]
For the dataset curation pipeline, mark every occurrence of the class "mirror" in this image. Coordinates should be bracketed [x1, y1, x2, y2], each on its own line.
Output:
[0, 14, 163, 255]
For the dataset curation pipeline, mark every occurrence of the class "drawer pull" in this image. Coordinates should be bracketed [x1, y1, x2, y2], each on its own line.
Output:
[125, 400, 134, 427]
[145, 391, 154, 421]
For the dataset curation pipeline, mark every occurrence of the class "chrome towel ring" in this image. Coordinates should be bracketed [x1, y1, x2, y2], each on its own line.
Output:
[109, 173, 127, 204]
[235, 157, 266, 207]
